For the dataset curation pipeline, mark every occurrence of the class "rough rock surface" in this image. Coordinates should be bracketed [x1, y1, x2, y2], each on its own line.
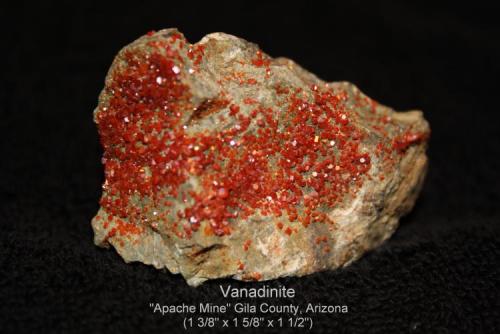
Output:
[91, 28, 430, 286]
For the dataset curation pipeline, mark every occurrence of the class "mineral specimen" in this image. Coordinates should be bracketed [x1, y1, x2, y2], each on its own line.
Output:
[91, 29, 429, 286]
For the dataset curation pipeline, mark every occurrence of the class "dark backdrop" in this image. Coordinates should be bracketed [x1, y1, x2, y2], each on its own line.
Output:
[1, 1, 499, 333]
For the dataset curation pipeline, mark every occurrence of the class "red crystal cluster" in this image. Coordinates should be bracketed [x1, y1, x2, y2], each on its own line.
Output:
[94, 31, 426, 240]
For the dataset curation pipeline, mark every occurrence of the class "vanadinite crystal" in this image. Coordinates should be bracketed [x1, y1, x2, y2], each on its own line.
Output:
[92, 29, 430, 286]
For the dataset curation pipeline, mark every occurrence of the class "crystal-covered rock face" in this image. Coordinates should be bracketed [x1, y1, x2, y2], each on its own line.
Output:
[92, 29, 429, 286]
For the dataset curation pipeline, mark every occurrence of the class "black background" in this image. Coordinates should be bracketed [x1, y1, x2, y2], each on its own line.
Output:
[2, 1, 500, 333]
